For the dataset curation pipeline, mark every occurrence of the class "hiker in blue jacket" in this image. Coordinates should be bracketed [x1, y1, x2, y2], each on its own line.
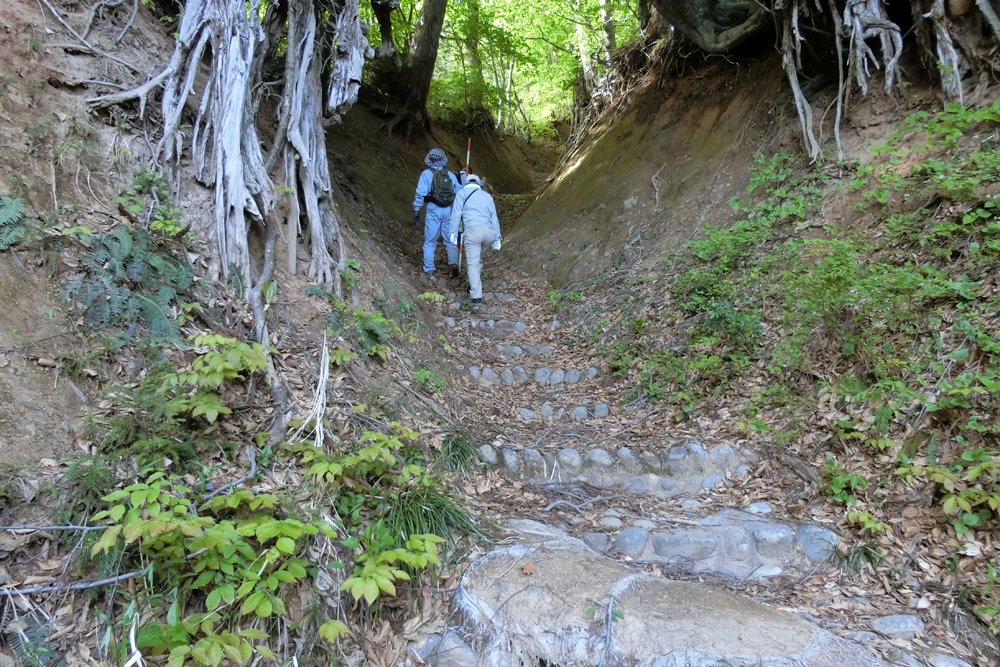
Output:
[449, 174, 501, 305]
[413, 148, 460, 277]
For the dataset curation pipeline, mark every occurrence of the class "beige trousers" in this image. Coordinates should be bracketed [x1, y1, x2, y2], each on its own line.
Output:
[463, 225, 496, 299]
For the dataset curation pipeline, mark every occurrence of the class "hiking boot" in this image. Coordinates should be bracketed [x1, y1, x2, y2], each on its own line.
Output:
[470, 298, 482, 305]
[449, 264, 459, 278]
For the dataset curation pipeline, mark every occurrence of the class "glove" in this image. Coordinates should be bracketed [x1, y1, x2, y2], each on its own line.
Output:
[449, 232, 458, 246]
[412, 211, 420, 226]
[491, 239, 502, 251]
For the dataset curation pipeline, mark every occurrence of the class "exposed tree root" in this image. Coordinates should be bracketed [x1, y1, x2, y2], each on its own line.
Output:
[86, 0, 371, 440]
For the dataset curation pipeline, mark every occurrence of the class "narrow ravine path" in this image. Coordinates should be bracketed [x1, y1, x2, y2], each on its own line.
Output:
[407, 267, 974, 667]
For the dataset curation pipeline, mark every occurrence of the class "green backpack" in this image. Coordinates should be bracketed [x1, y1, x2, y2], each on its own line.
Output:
[428, 169, 455, 207]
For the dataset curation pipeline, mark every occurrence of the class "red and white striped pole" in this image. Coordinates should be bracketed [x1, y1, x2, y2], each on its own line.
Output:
[458, 138, 471, 273]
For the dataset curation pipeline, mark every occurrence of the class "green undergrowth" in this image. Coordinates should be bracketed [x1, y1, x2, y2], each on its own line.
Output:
[585, 102, 1000, 630]
[63, 225, 195, 347]
[308, 285, 408, 360]
[83, 416, 483, 667]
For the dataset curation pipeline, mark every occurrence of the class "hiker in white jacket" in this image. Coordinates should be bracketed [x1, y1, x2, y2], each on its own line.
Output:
[449, 174, 501, 305]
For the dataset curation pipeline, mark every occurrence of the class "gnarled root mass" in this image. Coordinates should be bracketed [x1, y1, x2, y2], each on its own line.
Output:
[89, 0, 372, 436]
[649, 0, 995, 161]
[90, 0, 370, 305]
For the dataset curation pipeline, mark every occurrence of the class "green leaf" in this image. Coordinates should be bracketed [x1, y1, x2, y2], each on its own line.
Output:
[240, 591, 263, 617]
[363, 578, 380, 604]
[276, 536, 295, 554]
[318, 620, 349, 643]
[255, 597, 273, 617]
[206, 587, 223, 611]
[208, 640, 223, 667]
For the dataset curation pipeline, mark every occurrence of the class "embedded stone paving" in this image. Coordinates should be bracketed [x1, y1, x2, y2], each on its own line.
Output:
[404, 521, 961, 667]
[420, 280, 964, 667]
[477, 439, 756, 495]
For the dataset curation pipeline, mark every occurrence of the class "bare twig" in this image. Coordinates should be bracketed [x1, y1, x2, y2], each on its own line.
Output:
[0, 525, 105, 532]
[394, 380, 453, 423]
[38, 0, 140, 73]
[198, 447, 259, 507]
[81, 0, 129, 40]
[598, 595, 616, 667]
[0, 566, 146, 596]
[531, 429, 550, 448]
[115, 0, 139, 43]
[9, 249, 29, 275]
[540, 495, 622, 513]
[650, 164, 666, 208]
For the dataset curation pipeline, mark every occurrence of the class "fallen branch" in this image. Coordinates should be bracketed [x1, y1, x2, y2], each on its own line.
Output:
[198, 446, 258, 507]
[540, 495, 622, 513]
[0, 567, 146, 596]
[0, 524, 105, 532]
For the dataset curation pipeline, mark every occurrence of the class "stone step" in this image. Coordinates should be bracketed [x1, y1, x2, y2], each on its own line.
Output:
[443, 316, 530, 333]
[467, 364, 600, 387]
[580, 507, 839, 579]
[479, 440, 757, 496]
[433, 519, 955, 667]
[516, 402, 610, 422]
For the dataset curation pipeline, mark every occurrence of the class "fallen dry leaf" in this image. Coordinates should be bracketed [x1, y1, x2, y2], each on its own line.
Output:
[521, 563, 536, 575]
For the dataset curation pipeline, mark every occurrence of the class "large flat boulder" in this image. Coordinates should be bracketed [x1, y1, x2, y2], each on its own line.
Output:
[454, 520, 885, 667]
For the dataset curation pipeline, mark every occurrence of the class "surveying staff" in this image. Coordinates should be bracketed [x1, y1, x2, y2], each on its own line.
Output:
[449, 174, 501, 305]
[413, 148, 460, 277]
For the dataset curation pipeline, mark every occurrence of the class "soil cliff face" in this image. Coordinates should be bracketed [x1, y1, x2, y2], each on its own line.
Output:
[505, 55, 908, 287]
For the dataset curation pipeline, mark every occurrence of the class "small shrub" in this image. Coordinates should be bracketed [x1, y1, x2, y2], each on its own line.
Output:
[823, 459, 870, 504]
[157, 335, 269, 423]
[116, 168, 185, 235]
[414, 368, 444, 393]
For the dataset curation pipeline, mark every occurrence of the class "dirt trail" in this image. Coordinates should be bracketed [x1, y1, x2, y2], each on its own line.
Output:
[412, 260, 978, 667]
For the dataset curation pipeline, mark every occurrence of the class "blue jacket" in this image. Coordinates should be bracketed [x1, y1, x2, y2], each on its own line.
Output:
[414, 168, 459, 211]
[450, 184, 500, 242]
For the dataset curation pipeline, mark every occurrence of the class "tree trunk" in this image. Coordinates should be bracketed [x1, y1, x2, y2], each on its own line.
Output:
[638, 0, 652, 34]
[465, 0, 487, 110]
[371, 0, 402, 67]
[399, 0, 448, 129]
[649, 0, 769, 52]
[598, 0, 616, 65]
[573, 0, 598, 95]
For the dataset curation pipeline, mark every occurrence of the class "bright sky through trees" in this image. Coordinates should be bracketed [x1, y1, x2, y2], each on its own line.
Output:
[360, 0, 641, 132]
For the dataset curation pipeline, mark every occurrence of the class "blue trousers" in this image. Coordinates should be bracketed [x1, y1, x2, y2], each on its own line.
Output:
[422, 203, 458, 273]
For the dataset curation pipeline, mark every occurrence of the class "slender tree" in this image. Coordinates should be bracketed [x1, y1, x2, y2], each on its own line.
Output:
[598, 0, 616, 64]
[465, 0, 487, 109]
[371, 0, 402, 66]
[572, 0, 598, 95]
[390, 0, 449, 133]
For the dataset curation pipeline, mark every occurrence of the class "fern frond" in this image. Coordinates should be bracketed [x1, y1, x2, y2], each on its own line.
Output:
[163, 259, 193, 290]
[138, 291, 182, 345]
[0, 196, 24, 226]
[113, 225, 133, 257]
[0, 223, 25, 250]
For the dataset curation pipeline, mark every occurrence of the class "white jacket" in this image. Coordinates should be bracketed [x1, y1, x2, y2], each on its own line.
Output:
[449, 184, 501, 245]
